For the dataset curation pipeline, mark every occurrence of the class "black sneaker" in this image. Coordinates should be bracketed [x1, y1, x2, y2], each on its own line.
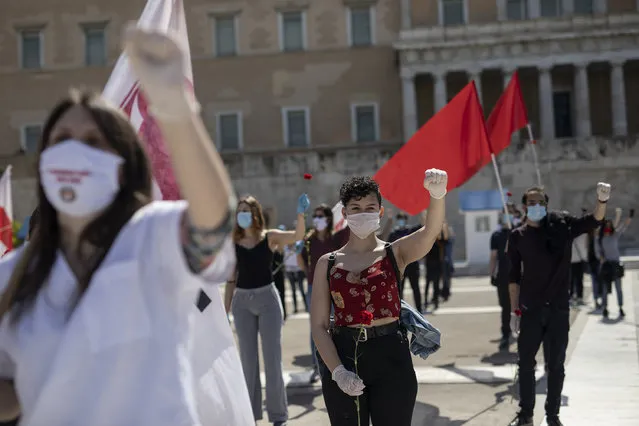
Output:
[499, 337, 509, 351]
[273, 422, 288, 426]
[603, 308, 609, 319]
[509, 413, 533, 426]
[546, 416, 563, 426]
[620, 308, 626, 317]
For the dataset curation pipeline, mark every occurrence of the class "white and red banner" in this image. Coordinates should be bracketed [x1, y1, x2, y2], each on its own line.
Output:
[332, 202, 346, 232]
[103, 0, 193, 201]
[0, 166, 13, 256]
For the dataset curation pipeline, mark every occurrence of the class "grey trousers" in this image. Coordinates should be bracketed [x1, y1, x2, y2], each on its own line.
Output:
[232, 283, 288, 423]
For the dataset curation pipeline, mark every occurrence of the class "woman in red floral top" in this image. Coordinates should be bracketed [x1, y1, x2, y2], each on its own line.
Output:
[310, 170, 448, 426]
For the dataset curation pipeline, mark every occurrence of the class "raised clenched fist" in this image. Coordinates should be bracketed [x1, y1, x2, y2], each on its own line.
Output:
[423, 169, 448, 200]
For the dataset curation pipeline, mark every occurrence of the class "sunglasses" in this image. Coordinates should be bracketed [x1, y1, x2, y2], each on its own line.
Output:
[313, 215, 326, 219]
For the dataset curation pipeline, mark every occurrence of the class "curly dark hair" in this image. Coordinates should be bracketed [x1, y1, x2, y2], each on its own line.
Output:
[339, 176, 382, 207]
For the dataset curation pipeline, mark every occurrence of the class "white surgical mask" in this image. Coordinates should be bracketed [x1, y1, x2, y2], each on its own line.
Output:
[346, 212, 380, 239]
[313, 217, 328, 231]
[39, 139, 123, 218]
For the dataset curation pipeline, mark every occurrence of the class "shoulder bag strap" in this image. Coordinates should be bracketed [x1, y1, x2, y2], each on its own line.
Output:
[384, 242, 402, 282]
[326, 252, 336, 283]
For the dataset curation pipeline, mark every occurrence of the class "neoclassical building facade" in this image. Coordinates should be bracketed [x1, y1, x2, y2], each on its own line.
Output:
[397, 0, 639, 145]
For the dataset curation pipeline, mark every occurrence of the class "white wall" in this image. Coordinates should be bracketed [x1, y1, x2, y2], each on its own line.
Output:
[464, 210, 500, 265]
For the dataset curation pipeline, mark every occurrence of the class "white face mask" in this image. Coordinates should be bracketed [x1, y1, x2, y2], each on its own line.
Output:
[313, 217, 328, 231]
[346, 212, 380, 239]
[39, 139, 124, 218]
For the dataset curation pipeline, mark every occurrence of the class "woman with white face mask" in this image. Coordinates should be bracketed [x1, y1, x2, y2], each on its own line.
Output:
[224, 194, 309, 426]
[310, 171, 448, 425]
[298, 204, 350, 382]
[0, 27, 254, 426]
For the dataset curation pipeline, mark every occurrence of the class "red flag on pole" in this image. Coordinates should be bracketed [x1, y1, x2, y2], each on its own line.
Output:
[485, 71, 529, 155]
[103, 0, 193, 201]
[374, 81, 491, 215]
[0, 166, 13, 256]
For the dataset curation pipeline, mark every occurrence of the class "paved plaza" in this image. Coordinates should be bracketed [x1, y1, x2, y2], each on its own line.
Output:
[225, 269, 639, 425]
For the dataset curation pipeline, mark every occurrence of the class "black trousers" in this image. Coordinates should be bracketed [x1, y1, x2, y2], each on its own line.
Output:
[518, 305, 569, 418]
[320, 328, 417, 425]
[400, 264, 422, 310]
[286, 270, 308, 312]
[570, 262, 584, 299]
[425, 265, 441, 305]
[496, 281, 511, 339]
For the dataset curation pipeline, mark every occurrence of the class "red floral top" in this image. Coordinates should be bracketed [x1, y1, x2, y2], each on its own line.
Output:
[329, 256, 401, 326]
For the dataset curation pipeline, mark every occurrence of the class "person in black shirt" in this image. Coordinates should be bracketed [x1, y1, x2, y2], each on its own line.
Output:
[489, 202, 520, 351]
[507, 184, 610, 426]
[387, 213, 423, 312]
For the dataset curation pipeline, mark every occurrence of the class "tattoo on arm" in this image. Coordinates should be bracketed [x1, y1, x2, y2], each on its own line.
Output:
[182, 212, 232, 274]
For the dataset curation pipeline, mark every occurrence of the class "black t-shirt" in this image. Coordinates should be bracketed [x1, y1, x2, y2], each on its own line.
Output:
[490, 228, 510, 284]
[426, 239, 444, 268]
[507, 213, 599, 309]
[388, 225, 421, 272]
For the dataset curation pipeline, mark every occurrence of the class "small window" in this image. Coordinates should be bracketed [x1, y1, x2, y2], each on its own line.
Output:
[441, 0, 466, 26]
[574, 0, 594, 14]
[348, 7, 373, 47]
[352, 104, 379, 143]
[506, 0, 528, 20]
[475, 216, 490, 233]
[19, 30, 42, 69]
[283, 108, 309, 147]
[280, 11, 305, 52]
[84, 26, 106, 66]
[540, 0, 563, 17]
[214, 16, 237, 57]
[217, 113, 242, 151]
[21, 125, 42, 153]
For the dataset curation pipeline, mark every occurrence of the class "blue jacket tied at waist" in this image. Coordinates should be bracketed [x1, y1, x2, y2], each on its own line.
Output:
[400, 300, 441, 359]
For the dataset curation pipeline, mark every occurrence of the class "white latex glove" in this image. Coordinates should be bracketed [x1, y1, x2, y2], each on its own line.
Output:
[122, 24, 198, 118]
[423, 169, 448, 199]
[596, 182, 611, 202]
[332, 365, 365, 396]
[510, 313, 521, 335]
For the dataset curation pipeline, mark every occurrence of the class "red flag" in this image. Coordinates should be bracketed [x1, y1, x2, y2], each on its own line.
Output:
[103, 0, 193, 200]
[374, 82, 491, 215]
[485, 71, 529, 154]
[0, 166, 13, 256]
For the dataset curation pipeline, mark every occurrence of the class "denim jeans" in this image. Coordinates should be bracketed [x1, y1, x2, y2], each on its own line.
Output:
[601, 277, 623, 309]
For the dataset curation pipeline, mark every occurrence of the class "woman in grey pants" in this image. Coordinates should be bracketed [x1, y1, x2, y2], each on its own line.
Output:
[224, 194, 309, 426]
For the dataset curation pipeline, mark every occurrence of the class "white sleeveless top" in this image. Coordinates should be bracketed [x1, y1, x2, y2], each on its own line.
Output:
[0, 201, 253, 426]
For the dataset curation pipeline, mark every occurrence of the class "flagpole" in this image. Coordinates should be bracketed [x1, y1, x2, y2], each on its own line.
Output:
[490, 154, 512, 230]
[525, 124, 542, 187]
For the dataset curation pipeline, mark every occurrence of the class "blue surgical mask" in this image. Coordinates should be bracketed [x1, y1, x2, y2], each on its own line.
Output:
[502, 214, 513, 225]
[527, 205, 547, 222]
[397, 219, 407, 228]
[237, 212, 253, 229]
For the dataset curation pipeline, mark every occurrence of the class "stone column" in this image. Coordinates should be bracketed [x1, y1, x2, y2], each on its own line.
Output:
[562, 0, 574, 15]
[468, 69, 483, 105]
[528, 0, 541, 19]
[433, 71, 447, 112]
[400, 0, 412, 30]
[496, 0, 507, 20]
[574, 62, 591, 138]
[610, 59, 628, 136]
[401, 70, 418, 142]
[594, 0, 608, 13]
[538, 65, 555, 141]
